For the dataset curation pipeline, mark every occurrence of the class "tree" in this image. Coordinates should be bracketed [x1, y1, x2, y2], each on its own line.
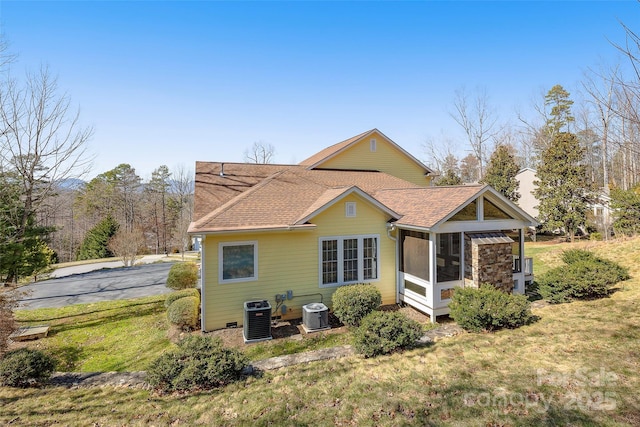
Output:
[243, 141, 275, 164]
[146, 165, 171, 254]
[610, 185, 640, 236]
[435, 169, 463, 186]
[451, 87, 499, 180]
[108, 228, 145, 267]
[169, 164, 194, 259]
[534, 132, 589, 242]
[76, 215, 119, 260]
[481, 145, 521, 202]
[0, 65, 92, 282]
[459, 154, 481, 183]
[544, 84, 575, 136]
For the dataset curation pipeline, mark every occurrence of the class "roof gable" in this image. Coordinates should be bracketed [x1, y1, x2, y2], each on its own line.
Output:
[299, 129, 433, 179]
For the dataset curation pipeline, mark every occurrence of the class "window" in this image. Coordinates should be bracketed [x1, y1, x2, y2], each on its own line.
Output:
[450, 200, 478, 221]
[483, 199, 511, 220]
[370, 138, 377, 152]
[319, 235, 379, 286]
[219, 241, 257, 283]
[345, 202, 356, 217]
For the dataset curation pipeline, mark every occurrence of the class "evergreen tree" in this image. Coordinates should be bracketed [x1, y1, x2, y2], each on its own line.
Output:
[534, 132, 589, 242]
[0, 171, 55, 283]
[610, 186, 640, 236]
[76, 215, 119, 260]
[481, 145, 521, 202]
[435, 169, 463, 186]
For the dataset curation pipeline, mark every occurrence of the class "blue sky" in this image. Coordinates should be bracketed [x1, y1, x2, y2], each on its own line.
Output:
[1, 1, 637, 179]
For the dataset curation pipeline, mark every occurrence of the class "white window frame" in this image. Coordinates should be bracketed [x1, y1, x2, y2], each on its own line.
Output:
[318, 234, 380, 288]
[219, 241, 258, 284]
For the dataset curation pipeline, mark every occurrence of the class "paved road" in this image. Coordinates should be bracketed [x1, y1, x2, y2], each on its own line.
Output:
[17, 262, 176, 309]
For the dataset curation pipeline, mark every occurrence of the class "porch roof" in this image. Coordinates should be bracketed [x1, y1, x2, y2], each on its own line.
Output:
[374, 185, 485, 229]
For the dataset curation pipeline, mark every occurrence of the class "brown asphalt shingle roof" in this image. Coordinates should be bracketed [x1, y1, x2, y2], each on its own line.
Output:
[373, 185, 486, 229]
[190, 167, 420, 233]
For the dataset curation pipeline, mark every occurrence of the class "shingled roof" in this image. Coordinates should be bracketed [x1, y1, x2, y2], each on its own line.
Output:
[374, 185, 486, 229]
[189, 167, 418, 233]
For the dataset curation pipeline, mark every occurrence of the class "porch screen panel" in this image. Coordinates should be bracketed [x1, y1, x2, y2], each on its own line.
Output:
[437, 233, 461, 282]
[322, 240, 338, 284]
[343, 238, 359, 282]
[400, 230, 429, 281]
[363, 237, 378, 280]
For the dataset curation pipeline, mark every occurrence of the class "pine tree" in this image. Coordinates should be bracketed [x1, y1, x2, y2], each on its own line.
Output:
[481, 145, 521, 202]
[76, 215, 119, 260]
[534, 132, 589, 242]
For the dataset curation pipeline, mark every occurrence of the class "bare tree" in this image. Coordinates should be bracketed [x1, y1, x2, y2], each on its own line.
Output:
[0, 66, 93, 281]
[170, 164, 194, 260]
[243, 141, 275, 164]
[0, 290, 18, 357]
[108, 228, 145, 267]
[450, 87, 499, 180]
[422, 133, 459, 176]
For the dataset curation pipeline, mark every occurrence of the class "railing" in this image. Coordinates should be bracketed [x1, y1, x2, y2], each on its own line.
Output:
[513, 255, 534, 276]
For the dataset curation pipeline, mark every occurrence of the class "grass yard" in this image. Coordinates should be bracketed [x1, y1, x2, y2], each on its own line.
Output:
[13, 295, 173, 371]
[2, 238, 640, 425]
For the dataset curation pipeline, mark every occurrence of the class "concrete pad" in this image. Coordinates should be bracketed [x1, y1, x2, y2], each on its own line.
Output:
[10, 325, 50, 341]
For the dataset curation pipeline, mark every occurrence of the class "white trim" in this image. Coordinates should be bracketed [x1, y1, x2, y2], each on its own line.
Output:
[218, 241, 258, 284]
[318, 234, 380, 288]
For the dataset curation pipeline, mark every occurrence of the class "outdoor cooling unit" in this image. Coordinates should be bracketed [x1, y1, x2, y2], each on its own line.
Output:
[243, 300, 272, 343]
[302, 302, 329, 332]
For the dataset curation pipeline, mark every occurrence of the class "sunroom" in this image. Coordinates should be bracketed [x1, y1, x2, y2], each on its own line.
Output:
[386, 187, 537, 322]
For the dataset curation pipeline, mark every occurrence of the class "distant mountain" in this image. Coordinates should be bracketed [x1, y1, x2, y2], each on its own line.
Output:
[55, 178, 86, 190]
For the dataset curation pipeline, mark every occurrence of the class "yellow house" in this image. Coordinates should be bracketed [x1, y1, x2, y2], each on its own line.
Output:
[189, 129, 537, 334]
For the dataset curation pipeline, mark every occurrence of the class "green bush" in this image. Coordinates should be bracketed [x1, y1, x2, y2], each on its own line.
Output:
[539, 250, 630, 303]
[353, 311, 423, 358]
[166, 262, 199, 290]
[449, 285, 534, 332]
[167, 296, 199, 329]
[332, 284, 382, 328]
[146, 335, 248, 391]
[165, 288, 201, 308]
[0, 348, 56, 387]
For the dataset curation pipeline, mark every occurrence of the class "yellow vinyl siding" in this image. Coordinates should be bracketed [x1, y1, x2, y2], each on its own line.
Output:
[316, 131, 431, 187]
[202, 193, 397, 331]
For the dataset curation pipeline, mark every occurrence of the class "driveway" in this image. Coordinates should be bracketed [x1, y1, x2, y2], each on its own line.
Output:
[17, 262, 176, 309]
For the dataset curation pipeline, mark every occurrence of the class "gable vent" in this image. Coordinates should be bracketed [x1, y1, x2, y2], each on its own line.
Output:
[346, 202, 356, 217]
[370, 139, 377, 152]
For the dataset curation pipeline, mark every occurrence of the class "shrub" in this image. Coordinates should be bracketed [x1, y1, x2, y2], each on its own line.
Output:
[167, 296, 199, 329]
[539, 250, 630, 303]
[353, 311, 423, 358]
[166, 262, 199, 290]
[165, 288, 201, 308]
[332, 284, 382, 327]
[0, 348, 56, 387]
[449, 284, 534, 332]
[146, 335, 248, 391]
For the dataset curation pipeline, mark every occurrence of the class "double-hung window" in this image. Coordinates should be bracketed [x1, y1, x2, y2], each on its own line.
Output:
[219, 241, 258, 283]
[319, 235, 379, 287]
